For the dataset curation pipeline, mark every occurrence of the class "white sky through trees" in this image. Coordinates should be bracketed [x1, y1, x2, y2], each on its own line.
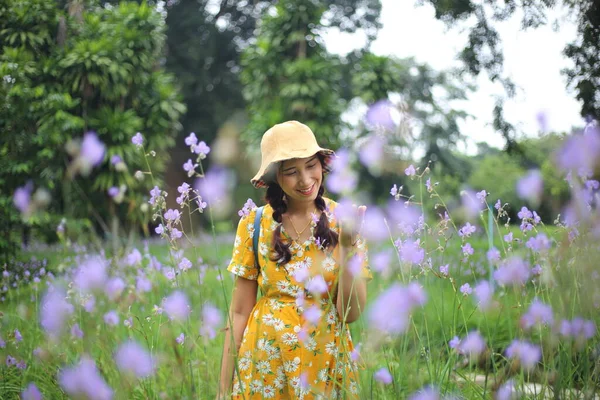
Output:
[323, 0, 584, 156]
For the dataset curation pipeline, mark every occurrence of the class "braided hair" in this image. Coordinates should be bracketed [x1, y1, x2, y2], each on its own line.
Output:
[265, 158, 338, 265]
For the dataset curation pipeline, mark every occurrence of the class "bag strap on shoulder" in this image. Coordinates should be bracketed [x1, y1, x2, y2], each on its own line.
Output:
[253, 206, 264, 269]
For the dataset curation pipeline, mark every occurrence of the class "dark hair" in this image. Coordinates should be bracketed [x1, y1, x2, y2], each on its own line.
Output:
[265, 160, 338, 265]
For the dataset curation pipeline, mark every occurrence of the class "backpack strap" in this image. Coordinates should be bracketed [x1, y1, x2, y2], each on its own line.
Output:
[253, 206, 264, 269]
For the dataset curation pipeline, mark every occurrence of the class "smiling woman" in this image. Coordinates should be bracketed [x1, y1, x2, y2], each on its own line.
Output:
[217, 121, 371, 400]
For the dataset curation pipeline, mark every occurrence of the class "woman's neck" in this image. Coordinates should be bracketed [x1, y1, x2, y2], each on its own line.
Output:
[285, 199, 317, 216]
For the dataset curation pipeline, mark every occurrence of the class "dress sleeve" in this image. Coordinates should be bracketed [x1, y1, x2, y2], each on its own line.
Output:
[226, 210, 259, 280]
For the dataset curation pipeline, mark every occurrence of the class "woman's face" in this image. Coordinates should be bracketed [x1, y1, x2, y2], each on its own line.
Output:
[276, 155, 323, 205]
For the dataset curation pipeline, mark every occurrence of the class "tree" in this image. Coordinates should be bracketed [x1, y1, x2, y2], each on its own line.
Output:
[0, 0, 184, 259]
[419, 0, 600, 144]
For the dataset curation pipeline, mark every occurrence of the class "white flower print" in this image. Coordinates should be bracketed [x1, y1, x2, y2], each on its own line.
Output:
[304, 336, 317, 352]
[262, 384, 276, 398]
[322, 256, 336, 272]
[325, 341, 337, 355]
[250, 379, 263, 392]
[318, 368, 328, 382]
[259, 242, 269, 256]
[256, 360, 271, 375]
[239, 355, 251, 371]
[273, 319, 285, 331]
[284, 357, 301, 373]
[262, 313, 275, 326]
[282, 332, 298, 346]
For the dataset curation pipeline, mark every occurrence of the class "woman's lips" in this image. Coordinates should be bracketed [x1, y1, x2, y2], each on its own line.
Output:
[297, 183, 315, 196]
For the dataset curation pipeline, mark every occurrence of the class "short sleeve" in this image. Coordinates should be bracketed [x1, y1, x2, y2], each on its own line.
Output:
[226, 210, 259, 280]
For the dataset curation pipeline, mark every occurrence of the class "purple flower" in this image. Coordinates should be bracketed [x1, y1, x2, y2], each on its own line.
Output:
[461, 243, 474, 256]
[517, 206, 533, 220]
[170, 228, 183, 240]
[40, 287, 74, 338]
[59, 356, 114, 400]
[107, 187, 119, 197]
[104, 277, 125, 301]
[110, 155, 122, 165]
[185, 132, 198, 147]
[399, 239, 425, 265]
[126, 249, 142, 266]
[22, 383, 42, 400]
[474, 281, 494, 311]
[136, 275, 152, 293]
[238, 198, 257, 217]
[494, 199, 502, 210]
[505, 340, 541, 371]
[178, 257, 192, 271]
[425, 178, 433, 192]
[0, 336, 5, 348]
[448, 336, 460, 349]
[195, 167, 232, 204]
[155, 224, 164, 235]
[365, 99, 397, 130]
[521, 299, 553, 330]
[371, 250, 392, 276]
[496, 379, 518, 400]
[516, 170, 544, 203]
[115, 341, 155, 378]
[176, 333, 185, 345]
[476, 190, 487, 203]
[80, 131, 106, 167]
[306, 275, 328, 295]
[13, 185, 32, 213]
[14, 329, 22, 342]
[84, 297, 95, 313]
[503, 232, 513, 243]
[487, 247, 501, 263]
[458, 222, 476, 237]
[303, 305, 322, 326]
[526, 233, 551, 253]
[556, 127, 600, 176]
[6, 355, 17, 366]
[457, 331, 486, 358]
[148, 186, 161, 206]
[359, 136, 385, 169]
[404, 164, 416, 176]
[531, 264, 542, 276]
[73, 256, 108, 292]
[200, 303, 222, 339]
[439, 264, 449, 277]
[163, 291, 190, 321]
[183, 159, 197, 176]
[368, 283, 426, 335]
[192, 141, 210, 158]
[494, 257, 531, 287]
[103, 311, 119, 326]
[461, 189, 484, 219]
[71, 323, 84, 339]
[132, 132, 144, 147]
[460, 283, 472, 296]
[374, 367, 393, 384]
[390, 184, 399, 197]
[360, 207, 389, 242]
[408, 386, 442, 400]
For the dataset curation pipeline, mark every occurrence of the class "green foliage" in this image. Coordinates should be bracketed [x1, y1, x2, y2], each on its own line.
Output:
[0, 0, 185, 258]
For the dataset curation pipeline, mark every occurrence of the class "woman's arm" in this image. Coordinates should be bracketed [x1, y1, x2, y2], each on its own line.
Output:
[217, 276, 258, 398]
[336, 244, 367, 324]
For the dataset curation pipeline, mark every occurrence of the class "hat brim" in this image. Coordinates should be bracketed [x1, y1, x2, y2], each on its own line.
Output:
[251, 149, 335, 189]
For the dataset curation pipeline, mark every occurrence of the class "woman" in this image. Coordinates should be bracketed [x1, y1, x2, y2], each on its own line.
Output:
[218, 121, 371, 399]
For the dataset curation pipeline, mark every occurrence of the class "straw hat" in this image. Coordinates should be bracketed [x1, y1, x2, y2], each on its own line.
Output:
[251, 121, 335, 188]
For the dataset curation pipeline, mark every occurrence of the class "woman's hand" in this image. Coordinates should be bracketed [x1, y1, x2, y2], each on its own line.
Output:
[340, 204, 366, 247]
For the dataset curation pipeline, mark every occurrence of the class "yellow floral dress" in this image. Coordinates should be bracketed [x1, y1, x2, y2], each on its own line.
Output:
[227, 198, 371, 399]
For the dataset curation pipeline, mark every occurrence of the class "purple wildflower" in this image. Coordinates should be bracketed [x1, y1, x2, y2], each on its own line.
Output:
[185, 132, 198, 147]
[238, 198, 257, 217]
[494, 199, 502, 210]
[404, 164, 416, 176]
[461, 243, 474, 256]
[148, 186, 161, 206]
[374, 367, 393, 384]
[13, 185, 32, 213]
[73, 256, 108, 292]
[390, 184, 399, 197]
[40, 287, 74, 338]
[80, 131, 106, 167]
[505, 340, 541, 371]
[517, 207, 533, 220]
[200, 303, 222, 339]
[22, 383, 42, 400]
[516, 170, 543, 203]
[14, 329, 22, 342]
[476, 190, 487, 203]
[103, 311, 119, 326]
[474, 281, 494, 311]
[110, 155, 122, 165]
[6, 355, 17, 366]
[59, 356, 114, 400]
[399, 239, 425, 265]
[503, 232, 513, 243]
[178, 257, 192, 271]
[132, 132, 144, 147]
[359, 136, 385, 169]
[176, 333, 185, 345]
[104, 277, 125, 300]
[170, 228, 183, 240]
[448, 336, 460, 349]
[521, 299, 553, 330]
[496, 379, 518, 400]
[457, 331, 486, 358]
[71, 323, 84, 339]
[115, 341, 155, 378]
[303, 305, 322, 326]
[126, 249, 142, 266]
[458, 222, 476, 237]
[368, 283, 426, 335]
[525, 233, 551, 253]
[136, 275, 152, 293]
[163, 291, 190, 321]
[306, 275, 328, 295]
[192, 141, 210, 158]
[439, 264, 449, 277]
[366, 99, 397, 130]
[487, 247, 501, 263]
[408, 386, 442, 400]
[107, 187, 119, 197]
[195, 167, 231, 204]
[494, 257, 531, 287]
[460, 283, 472, 296]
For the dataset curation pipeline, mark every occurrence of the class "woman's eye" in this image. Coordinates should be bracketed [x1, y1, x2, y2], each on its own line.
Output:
[285, 171, 296, 176]
[307, 164, 316, 169]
